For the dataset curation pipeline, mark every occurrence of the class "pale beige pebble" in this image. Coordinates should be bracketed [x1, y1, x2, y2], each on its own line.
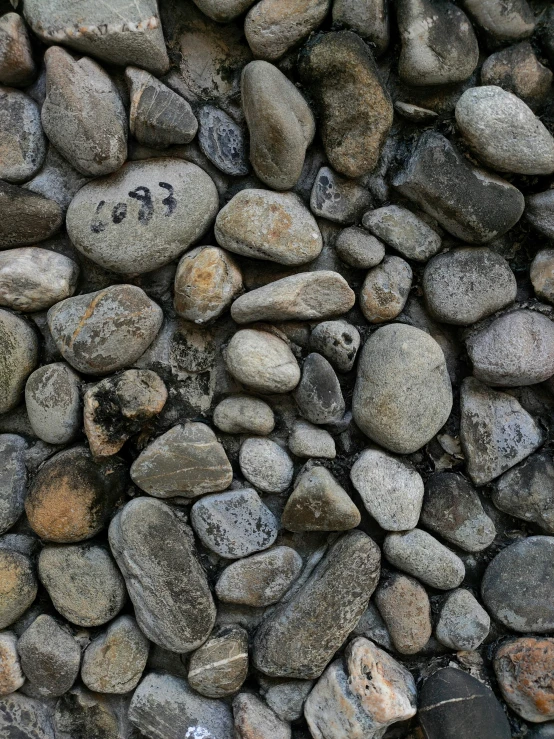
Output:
[530, 249, 554, 304]
[375, 574, 432, 655]
[225, 329, 301, 394]
[234, 693, 291, 739]
[213, 396, 275, 435]
[0, 13, 35, 87]
[288, 419, 336, 459]
[360, 255, 412, 323]
[0, 632, 24, 695]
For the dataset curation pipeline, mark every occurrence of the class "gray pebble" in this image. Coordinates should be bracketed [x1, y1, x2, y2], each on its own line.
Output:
[375, 573, 432, 654]
[225, 329, 301, 394]
[0, 86, 45, 183]
[295, 353, 345, 425]
[531, 249, 554, 303]
[191, 0, 257, 22]
[310, 166, 371, 224]
[25, 363, 81, 445]
[526, 189, 554, 239]
[362, 205, 442, 262]
[332, 0, 389, 54]
[309, 320, 360, 373]
[188, 625, 248, 698]
[264, 679, 314, 722]
[0, 631, 24, 695]
[54, 686, 135, 739]
[239, 437, 294, 493]
[435, 589, 490, 651]
[0, 309, 38, 414]
[288, 419, 336, 459]
[481, 42, 553, 110]
[493, 452, 554, 533]
[0, 181, 62, 247]
[0, 549, 37, 629]
[0, 434, 28, 534]
[23, 145, 91, 212]
[360, 255, 413, 323]
[198, 104, 248, 176]
[234, 692, 291, 739]
[214, 396, 275, 436]
[352, 602, 393, 650]
[462, 0, 535, 43]
[0, 13, 35, 87]
[335, 226, 385, 269]
[384, 529, 465, 590]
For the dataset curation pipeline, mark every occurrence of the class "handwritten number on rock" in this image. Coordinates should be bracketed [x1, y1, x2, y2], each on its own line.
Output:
[91, 183, 177, 233]
[128, 186, 154, 224]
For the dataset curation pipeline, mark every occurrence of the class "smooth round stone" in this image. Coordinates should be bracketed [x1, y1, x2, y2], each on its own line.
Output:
[456, 86, 554, 175]
[0, 87, 45, 184]
[0, 309, 38, 415]
[215, 546, 303, 607]
[0, 182, 62, 248]
[234, 693, 290, 739]
[436, 589, 490, 651]
[191, 0, 257, 21]
[0, 434, 28, 534]
[493, 452, 554, 533]
[66, 159, 219, 276]
[332, 0, 389, 54]
[423, 247, 516, 325]
[384, 529, 465, 590]
[25, 363, 81, 444]
[18, 614, 80, 697]
[467, 310, 554, 387]
[375, 573, 432, 655]
[526, 191, 554, 239]
[81, 615, 149, 694]
[198, 104, 248, 176]
[239, 437, 293, 493]
[214, 396, 275, 436]
[225, 329, 301, 394]
[350, 448, 423, 531]
[335, 226, 385, 269]
[531, 249, 554, 304]
[39, 544, 126, 627]
[0, 549, 37, 629]
[360, 255, 412, 324]
[25, 447, 126, 543]
[215, 189, 322, 266]
[264, 679, 314, 722]
[362, 205, 442, 262]
[295, 353, 345, 425]
[188, 625, 248, 698]
[310, 166, 372, 224]
[463, 0, 535, 43]
[0, 13, 36, 87]
[482, 536, 554, 632]
[242, 61, 314, 190]
[481, 41, 553, 110]
[352, 324, 452, 454]
[0, 632, 24, 695]
[309, 320, 360, 373]
[288, 419, 336, 459]
[47, 285, 163, 375]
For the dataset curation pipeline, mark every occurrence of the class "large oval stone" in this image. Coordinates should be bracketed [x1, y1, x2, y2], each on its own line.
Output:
[0, 309, 38, 414]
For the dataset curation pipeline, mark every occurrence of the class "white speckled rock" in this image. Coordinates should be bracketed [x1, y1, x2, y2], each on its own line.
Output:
[384, 529, 465, 590]
[225, 329, 301, 394]
[239, 437, 294, 493]
[25, 363, 81, 445]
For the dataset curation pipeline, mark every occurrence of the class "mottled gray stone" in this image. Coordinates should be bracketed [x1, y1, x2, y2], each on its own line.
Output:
[225, 329, 301, 394]
[362, 205, 441, 262]
[0, 549, 37, 629]
[0, 434, 28, 534]
[0, 87, 45, 183]
[0, 182, 62, 247]
[310, 166, 371, 224]
[234, 692, 291, 739]
[526, 190, 554, 239]
[493, 453, 554, 533]
[0, 631, 24, 695]
[295, 353, 345, 425]
[531, 250, 554, 304]
[0, 13, 35, 87]
[0, 693, 55, 738]
[264, 679, 314, 722]
[188, 625, 248, 698]
[335, 226, 385, 269]
[309, 320, 360, 373]
[239, 438, 293, 493]
[384, 529, 465, 590]
[0, 309, 38, 414]
[24, 146, 91, 212]
[360, 255, 413, 324]
[214, 396, 275, 436]
[53, 686, 138, 739]
[481, 42, 553, 110]
[332, 0, 389, 54]
[462, 0, 535, 43]
[109, 497, 215, 652]
[375, 573, 432, 655]
[288, 419, 336, 459]
[25, 363, 81, 445]
[436, 589, 490, 651]
[198, 105, 248, 176]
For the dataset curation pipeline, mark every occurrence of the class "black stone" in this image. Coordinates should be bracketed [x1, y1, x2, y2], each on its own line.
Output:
[198, 105, 249, 176]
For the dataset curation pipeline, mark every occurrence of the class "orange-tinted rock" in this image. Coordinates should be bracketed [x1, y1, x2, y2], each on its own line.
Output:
[0, 549, 37, 629]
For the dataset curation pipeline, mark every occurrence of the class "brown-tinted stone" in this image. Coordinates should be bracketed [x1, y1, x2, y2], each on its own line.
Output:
[375, 573, 432, 655]
[0, 13, 35, 87]
[0, 549, 37, 629]
[188, 625, 248, 698]
[0, 182, 62, 248]
[234, 693, 291, 739]
[0, 632, 24, 695]
[360, 255, 413, 323]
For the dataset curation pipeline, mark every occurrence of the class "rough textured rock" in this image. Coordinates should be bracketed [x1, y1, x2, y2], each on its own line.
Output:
[198, 104, 249, 176]
[0, 631, 24, 695]
[332, 0, 389, 54]
[335, 226, 385, 269]
[0, 182, 63, 248]
[352, 323, 452, 454]
[214, 396, 275, 436]
[309, 320, 360, 373]
[435, 589, 490, 651]
[360, 256, 413, 323]
[109, 497, 216, 651]
[234, 693, 291, 739]
[188, 625, 248, 698]
[0, 549, 37, 629]
[375, 574, 432, 655]
[0, 87, 45, 184]
[215, 189, 322, 265]
[66, 158, 219, 276]
[0, 434, 28, 534]
[481, 42, 552, 110]
[225, 329, 301, 393]
[299, 31, 393, 178]
[310, 166, 372, 224]
[0, 309, 38, 414]
[253, 530, 381, 678]
[0, 13, 36, 87]
[493, 453, 554, 533]
[239, 438, 294, 493]
[384, 529, 465, 590]
[53, 686, 133, 739]
[531, 250, 554, 304]
[0, 692, 55, 738]
[526, 190, 554, 239]
[294, 353, 345, 425]
[264, 679, 313, 722]
[25, 363, 81, 445]
[462, 0, 535, 43]
[362, 205, 442, 262]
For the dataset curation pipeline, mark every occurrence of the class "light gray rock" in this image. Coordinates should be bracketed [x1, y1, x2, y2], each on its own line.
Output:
[264, 679, 314, 722]
[295, 353, 345, 425]
[335, 226, 385, 269]
[234, 692, 291, 739]
[526, 190, 554, 239]
[41, 47, 127, 177]
[225, 329, 301, 394]
[460, 377, 543, 486]
[191, 0, 257, 21]
[332, 0, 389, 54]
[131, 422, 232, 498]
[288, 419, 336, 459]
[109, 497, 216, 652]
[531, 249, 554, 304]
[352, 323, 453, 454]
[0, 13, 35, 87]
[129, 672, 234, 739]
[423, 247, 516, 325]
[375, 573, 432, 655]
[435, 589, 490, 651]
[23, 0, 169, 74]
[24, 146, 91, 212]
[0, 182, 63, 248]
[0, 434, 27, 534]
[188, 625, 248, 698]
[350, 448, 424, 531]
[214, 396, 275, 436]
[253, 530, 381, 678]
[456, 86, 554, 175]
[25, 363, 81, 445]
[0, 550, 37, 629]
[242, 61, 315, 190]
[216, 546, 303, 606]
[493, 453, 554, 533]
[360, 255, 413, 324]
[47, 285, 163, 375]
[18, 614, 80, 697]
[231, 271, 355, 324]
[0, 309, 38, 414]
[81, 615, 149, 694]
[66, 158, 219, 276]
[462, 0, 535, 43]
[198, 105, 249, 176]
[384, 529, 465, 590]
[239, 438, 294, 493]
[481, 42, 553, 111]
[309, 320, 360, 373]
[0, 87, 45, 183]
[215, 189, 322, 266]
[310, 166, 371, 224]
[362, 205, 442, 262]
[0, 631, 24, 695]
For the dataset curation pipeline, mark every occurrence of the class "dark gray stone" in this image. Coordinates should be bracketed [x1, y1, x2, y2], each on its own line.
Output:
[493, 452, 554, 533]
[0, 86, 45, 183]
[309, 320, 360, 373]
[526, 189, 554, 239]
[0, 182, 62, 247]
[332, 0, 389, 54]
[462, 0, 535, 43]
[0, 433, 28, 534]
[198, 105, 248, 176]
[310, 166, 371, 224]
[294, 353, 345, 425]
[481, 42, 552, 110]
[0, 693, 55, 738]
[54, 686, 135, 739]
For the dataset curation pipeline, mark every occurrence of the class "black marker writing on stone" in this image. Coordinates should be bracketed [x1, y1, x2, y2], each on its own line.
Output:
[128, 186, 154, 224]
[112, 203, 127, 224]
[159, 182, 176, 216]
[91, 200, 106, 233]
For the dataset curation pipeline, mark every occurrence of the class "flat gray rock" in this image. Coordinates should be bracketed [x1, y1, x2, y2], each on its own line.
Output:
[384, 528, 465, 590]
[362, 205, 441, 262]
[435, 589, 490, 651]
[25, 363, 81, 445]
[0, 182, 62, 248]
[0, 434, 28, 534]
[288, 419, 336, 459]
[214, 396, 275, 436]
[225, 329, 301, 394]
[239, 437, 294, 493]
[0, 87, 45, 183]
[462, 0, 535, 43]
[24, 146, 91, 213]
[493, 452, 554, 533]
[310, 166, 371, 224]
[0, 308, 38, 414]
[198, 104, 249, 176]
[264, 679, 314, 722]
[360, 255, 413, 323]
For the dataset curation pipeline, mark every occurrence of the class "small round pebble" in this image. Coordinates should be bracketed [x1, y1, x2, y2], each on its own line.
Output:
[360, 255, 412, 323]
[294, 353, 345, 425]
[384, 529, 465, 590]
[25, 363, 81, 445]
[335, 226, 385, 269]
[435, 589, 490, 651]
[239, 437, 294, 493]
[375, 573, 432, 655]
[188, 625, 248, 698]
[226, 329, 301, 394]
[362, 205, 442, 262]
[531, 249, 554, 304]
[288, 419, 336, 459]
[309, 320, 361, 373]
[214, 396, 275, 436]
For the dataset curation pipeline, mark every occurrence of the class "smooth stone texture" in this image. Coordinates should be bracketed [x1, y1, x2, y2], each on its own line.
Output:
[38, 543, 125, 627]
[352, 323, 453, 454]
[188, 625, 248, 698]
[231, 271, 355, 324]
[304, 637, 417, 739]
[282, 466, 360, 532]
[360, 255, 412, 324]
[0, 182, 62, 247]
[234, 692, 291, 739]
[299, 30, 393, 178]
[216, 546, 303, 607]
[66, 158, 219, 276]
[493, 453, 554, 533]
[0, 87, 45, 183]
[23, 0, 169, 74]
[531, 250, 554, 304]
[481, 42, 553, 110]
[419, 667, 512, 739]
[0, 631, 24, 695]
[462, 0, 535, 43]
[81, 615, 149, 694]
[25, 363, 81, 445]
[0, 309, 38, 414]
[126, 67, 197, 149]
[191, 0, 257, 21]
[0, 549, 37, 629]
[225, 329, 301, 394]
[526, 191, 554, 239]
[460, 378, 543, 485]
[191, 488, 279, 559]
[375, 573, 432, 655]
[362, 205, 442, 262]
[109, 497, 216, 652]
[332, 0, 389, 54]
[0, 247, 78, 312]
[423, 247, 516, 325]
[421, 472, 496, 552]
[294, 353, 345, 425]
[215, 189, 322, 266]
[288, 419, 336, 459]
[482, 536, 554, 632]
[0, 14, 35, 87]
[253, 530, 381, 678]
[214, 396, 275, 436]
[335, 226, 385, 269]
[198, 105, 248, 176]
[350, 448, 423, 531]
[239, 438, 294, 493]
[309, 320, 360, 373]
[393, 131, 525, 243]
[467, 310, 554, 387]
[396, 0, 478, 86]
[456, 86, 554, 175]
[436, 589, 490, 651]
[310, 166, 371, 224]
[131, 422, 232, 498]
[0, 434, 28, 534]
[129, 672, 234, 739]
[0, 693, 55, 738]
[242, 61, 314, 190]
[24, 145, 91, 213]
[384, 529, 465, 590]
[264, 679, 314, 722]
[245, 0, 330, 60]
[18, 614, 80, 697]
